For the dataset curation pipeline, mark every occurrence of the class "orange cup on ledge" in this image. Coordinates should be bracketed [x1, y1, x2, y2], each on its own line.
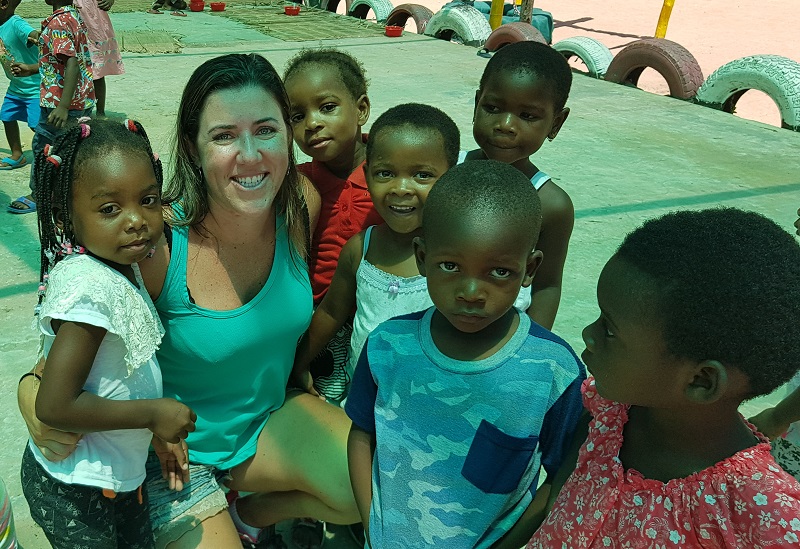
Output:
[384, 25, 403, 37]
[284, 5, 301, 15]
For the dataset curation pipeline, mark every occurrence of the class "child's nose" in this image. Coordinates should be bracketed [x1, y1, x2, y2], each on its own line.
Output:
[127, 208, 146, 230]
[391, 177, 414, 195]
[495, 113, 516, 134]
[305, 111, 323, 131]
[458, 279, 485, 303]
[582, 324, 596, 351]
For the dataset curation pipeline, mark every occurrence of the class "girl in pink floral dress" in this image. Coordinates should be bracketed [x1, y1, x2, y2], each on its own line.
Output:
[529, 208, 800, 549]
[74, 0, 123, 116]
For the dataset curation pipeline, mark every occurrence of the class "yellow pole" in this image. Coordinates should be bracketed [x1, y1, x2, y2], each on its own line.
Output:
[489, 0, 504, 30]
[654, 0, 675, 38]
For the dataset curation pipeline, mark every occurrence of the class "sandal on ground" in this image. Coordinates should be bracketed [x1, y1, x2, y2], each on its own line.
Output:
[7, 195, 36, 214]
[147, 8, 164, 13]
[0, 156, 28, 170]
[291, 518, 325, 549]
[170, 10, 187, 16]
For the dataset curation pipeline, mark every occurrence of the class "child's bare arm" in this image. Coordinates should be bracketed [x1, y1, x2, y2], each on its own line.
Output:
[348, 423, 375, 546]
[36, 320, 196, 442]
[491, 483, 551, 549]
[750, 387, 800, 440]
[47, 56, 79, 129]
[528, 184, 574, 330]
[26, 29, 40, 46]
[10, 63, 38, 77]
[291, 233, 362, 392]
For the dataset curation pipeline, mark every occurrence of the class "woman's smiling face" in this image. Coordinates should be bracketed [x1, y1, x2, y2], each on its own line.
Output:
[193, 85, 290, 215]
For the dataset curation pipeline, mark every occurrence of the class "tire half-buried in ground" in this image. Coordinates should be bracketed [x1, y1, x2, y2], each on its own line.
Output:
[483, 22, 546, 52]
[385, 3, 433, 34]
[348, 0, 393, 23]
[424, 3, 491, 47]
[695, 54, 800, 131]
[553, 36, 613, 78]
[605, 38, 704, 100]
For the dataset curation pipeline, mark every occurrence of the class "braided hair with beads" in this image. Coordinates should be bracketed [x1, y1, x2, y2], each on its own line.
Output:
[33, 118, 163, 314]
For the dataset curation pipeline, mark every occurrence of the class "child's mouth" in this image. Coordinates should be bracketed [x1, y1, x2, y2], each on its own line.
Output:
[388, 205, 415, 215]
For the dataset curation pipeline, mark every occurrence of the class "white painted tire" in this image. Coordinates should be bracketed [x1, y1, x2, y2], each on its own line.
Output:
[695, 55, 800, 131]
[553, 36, 613, 78]
[424, 4, 491, 48]
[348, 0, 393, 23]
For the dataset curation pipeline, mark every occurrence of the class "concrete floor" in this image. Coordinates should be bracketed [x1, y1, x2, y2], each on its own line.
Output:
[1, 9, 799, 548]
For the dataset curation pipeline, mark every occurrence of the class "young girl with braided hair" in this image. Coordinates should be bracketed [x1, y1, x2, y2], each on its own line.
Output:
[20, 117, 196, 549]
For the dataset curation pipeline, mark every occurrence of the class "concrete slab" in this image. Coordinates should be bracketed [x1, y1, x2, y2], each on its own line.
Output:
[1, 18, 799, 548]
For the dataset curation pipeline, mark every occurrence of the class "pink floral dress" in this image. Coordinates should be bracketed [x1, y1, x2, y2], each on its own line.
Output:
[528, 379, 800, 548]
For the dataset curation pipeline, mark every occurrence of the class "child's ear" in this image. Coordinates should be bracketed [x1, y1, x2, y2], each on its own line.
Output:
[356, 94, 370, 127]
[521, 249, 543, 287]
[413, 236, 427, 277]
[52, 205, 65, 232]
[547, 108, 570, 141]
[684, 360, 728, 404]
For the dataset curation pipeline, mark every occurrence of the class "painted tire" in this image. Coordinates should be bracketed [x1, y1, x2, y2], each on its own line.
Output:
[553, 36, 613, 78]
[605, 38, 704, 100]
[385, 3, 434, 34]
[320, 0, 350, 13]
[695, 55, 800, 131]
[424, 4, 491, 48]
[348, 0, 393, 22]
[483, 22, 546, 52]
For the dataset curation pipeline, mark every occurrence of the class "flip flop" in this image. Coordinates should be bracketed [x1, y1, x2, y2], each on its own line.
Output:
[170, 10, 187, 16]
[0, 156, 28, 170]
[147, 8, 164, 13]
[7, 195, 37, 214]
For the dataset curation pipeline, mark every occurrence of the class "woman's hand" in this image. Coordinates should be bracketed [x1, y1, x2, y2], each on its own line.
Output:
[18, 373, 82, 461]
[153, 436, 190, 491]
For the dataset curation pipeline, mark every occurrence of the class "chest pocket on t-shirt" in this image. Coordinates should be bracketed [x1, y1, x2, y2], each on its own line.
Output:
[461, 419, 538, 494]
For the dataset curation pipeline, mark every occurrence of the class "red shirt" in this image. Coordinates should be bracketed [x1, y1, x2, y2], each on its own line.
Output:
[299, 153, 383, 304]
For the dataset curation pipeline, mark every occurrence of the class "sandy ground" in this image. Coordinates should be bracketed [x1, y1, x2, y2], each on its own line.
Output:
[0, 2, 798, 548]
[399, 0, 800, 126]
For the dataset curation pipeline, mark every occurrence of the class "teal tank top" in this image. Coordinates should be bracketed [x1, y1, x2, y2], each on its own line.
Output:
[154, 215, 312, 469]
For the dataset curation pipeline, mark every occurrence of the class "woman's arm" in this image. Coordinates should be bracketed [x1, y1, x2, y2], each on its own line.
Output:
[291, 233, 362, 393]
[37, 320, 196, 442]
[18, 358, 82, 461]
[528, 184, 574, 330]
[299, 173, 321, 236]
[347, 423, 375, 546]
[750, 387, 800, 440]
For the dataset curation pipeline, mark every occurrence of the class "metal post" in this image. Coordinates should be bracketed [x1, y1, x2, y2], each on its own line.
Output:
[655, 0, 675, 38]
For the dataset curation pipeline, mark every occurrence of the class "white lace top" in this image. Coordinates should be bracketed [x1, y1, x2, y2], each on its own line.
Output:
[30, 254, 164, 491]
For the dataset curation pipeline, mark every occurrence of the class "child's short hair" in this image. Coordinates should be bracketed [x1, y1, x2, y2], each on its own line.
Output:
[34, 119, 162, 281]
[422, 160, 542, 248]
[365, 103, 460, 167]
[615, 208, 800, 398]
[284, 48, 368, 100]
[479, 42, 572, 112]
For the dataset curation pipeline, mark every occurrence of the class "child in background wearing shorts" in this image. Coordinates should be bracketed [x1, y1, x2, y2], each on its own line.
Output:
[0, 0, 40, 172]
[463, 41, 573, 331]
[7, 0, 94, 214]
[345, 160, 586, 548]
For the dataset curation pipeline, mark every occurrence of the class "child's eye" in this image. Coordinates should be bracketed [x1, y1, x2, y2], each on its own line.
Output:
[439, 262, 459, 272]
[320, 103, 337, 114]
[99, 204, 119, 215]
[142, 195, 161, 207]
[482, 104, 500, 114]
[521, 112, 542, 122]
[375, 170, 393, 179]
[491, 267, 512, 279]
[289, 113, 303, 124]
[415, 172, 435, 181]
[600, 317, 615, 338]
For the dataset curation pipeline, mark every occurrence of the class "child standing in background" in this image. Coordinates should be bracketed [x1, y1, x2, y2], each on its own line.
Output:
[21, 118, 195, 548]
[292, 103, 460, 400]
[463, 41, 573, 330]
[529, 208, 800, 548]
[284, 49, 383, 403]
[7, 0, 94, 214]
[0, 0, 40, 172]
[346, 161, 585, 548]
[75, 0, 123, 116]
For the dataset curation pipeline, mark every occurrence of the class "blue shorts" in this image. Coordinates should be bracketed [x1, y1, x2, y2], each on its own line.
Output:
[0, 93, 40, 128]
[144, 452, 230, 549]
